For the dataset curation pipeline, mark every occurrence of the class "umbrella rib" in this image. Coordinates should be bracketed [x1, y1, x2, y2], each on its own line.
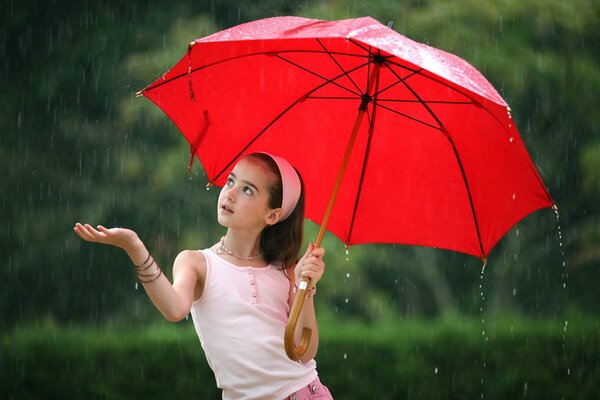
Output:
[316, 38, 363, 95]
[307, 96, 360, 100]
[275, 54, 363, 98]
[210, 62, 375, 182]
[372, 67, 472, 109]
[374, 102, 441, 131]
[384, 61, 486, 257]
[141, 49, 368, 94]
[378, 99, 472, 105]
[384, 58, 509, 130]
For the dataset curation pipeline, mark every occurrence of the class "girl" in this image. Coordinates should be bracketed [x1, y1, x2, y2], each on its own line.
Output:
[73, 152, 333, 400]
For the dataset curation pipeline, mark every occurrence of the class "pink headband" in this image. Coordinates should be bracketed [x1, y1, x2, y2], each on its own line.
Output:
[258, 152, 301, 221]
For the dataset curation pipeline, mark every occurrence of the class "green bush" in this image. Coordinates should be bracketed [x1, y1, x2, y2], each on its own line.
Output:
[2, 317, 599, 399]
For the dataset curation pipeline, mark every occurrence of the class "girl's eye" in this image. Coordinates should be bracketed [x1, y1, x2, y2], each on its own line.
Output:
[243, 186, 254, 196]
[226, 177, 234, 186]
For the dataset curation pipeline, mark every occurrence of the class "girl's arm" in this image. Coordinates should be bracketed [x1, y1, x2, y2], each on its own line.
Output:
[288, 243, 325, 363]
[73, 223, 203, 322]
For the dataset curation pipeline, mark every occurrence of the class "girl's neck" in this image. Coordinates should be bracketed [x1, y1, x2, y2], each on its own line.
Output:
[222, 229, 262, 259]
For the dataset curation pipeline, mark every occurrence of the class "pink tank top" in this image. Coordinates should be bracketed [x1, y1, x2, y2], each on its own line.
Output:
[190, 249, 317, 400]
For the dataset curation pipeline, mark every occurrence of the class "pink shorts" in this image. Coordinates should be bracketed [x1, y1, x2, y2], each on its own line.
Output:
[285, 377, 333, 399]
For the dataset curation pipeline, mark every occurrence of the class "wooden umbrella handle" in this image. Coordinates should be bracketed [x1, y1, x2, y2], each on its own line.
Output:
[284, 276, 313, 360]
[284, 62, 380, 361]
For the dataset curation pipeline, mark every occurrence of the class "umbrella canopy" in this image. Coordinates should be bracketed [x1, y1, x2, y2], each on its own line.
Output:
[141, 16, 553, 258]
[139, 16, 554, 359]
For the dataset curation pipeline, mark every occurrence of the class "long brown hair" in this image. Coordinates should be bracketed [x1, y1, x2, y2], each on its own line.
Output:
[247, 153, 304, 269]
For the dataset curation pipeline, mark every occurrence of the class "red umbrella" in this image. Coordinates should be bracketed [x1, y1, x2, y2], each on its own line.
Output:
[138, 16, 554, 360]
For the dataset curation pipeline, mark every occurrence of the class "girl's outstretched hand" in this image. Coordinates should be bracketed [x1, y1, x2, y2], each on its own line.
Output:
[73, 223, 141, 252]
[295, 243, 325, 291]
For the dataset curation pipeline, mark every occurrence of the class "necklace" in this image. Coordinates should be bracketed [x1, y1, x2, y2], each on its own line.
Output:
[217, 236, 263, 260]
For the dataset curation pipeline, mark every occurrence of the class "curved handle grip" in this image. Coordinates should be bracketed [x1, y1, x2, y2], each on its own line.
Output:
[284, 277, 312, 360]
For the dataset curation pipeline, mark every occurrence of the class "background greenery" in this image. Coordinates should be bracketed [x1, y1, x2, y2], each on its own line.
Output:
[2, 0, 599, 398]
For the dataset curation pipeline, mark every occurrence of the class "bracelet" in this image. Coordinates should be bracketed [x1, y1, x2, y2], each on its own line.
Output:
[137, 266, 162, 283]
[293, 282, 316, 297]
[137, 263, 159, 278]
[139, 269, 162, 283]
[135, 253, 153, 270]
[133, 252, 162, 283]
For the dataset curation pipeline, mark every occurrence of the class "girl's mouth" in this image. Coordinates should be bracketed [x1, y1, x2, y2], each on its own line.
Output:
[221, 204, 233, 214]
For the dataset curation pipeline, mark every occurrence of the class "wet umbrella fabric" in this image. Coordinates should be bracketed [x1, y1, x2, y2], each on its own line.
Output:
[139, 16, 554, 358]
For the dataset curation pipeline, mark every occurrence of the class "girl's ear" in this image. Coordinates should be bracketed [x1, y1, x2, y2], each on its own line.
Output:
[265, 208, 283, 226]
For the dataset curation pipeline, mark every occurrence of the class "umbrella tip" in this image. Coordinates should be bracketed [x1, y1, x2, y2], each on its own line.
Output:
[387, 21, 394, 29]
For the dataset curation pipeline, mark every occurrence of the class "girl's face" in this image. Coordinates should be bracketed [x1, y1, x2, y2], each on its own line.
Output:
[217, 156, 282, 230]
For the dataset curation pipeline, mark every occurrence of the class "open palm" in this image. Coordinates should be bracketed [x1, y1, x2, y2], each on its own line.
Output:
[73, 223, 140, 251]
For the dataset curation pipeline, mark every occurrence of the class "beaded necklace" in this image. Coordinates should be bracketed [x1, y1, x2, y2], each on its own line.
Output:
[217, 236, 263, 260]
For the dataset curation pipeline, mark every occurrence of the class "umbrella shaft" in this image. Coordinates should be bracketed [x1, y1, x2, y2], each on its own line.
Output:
[315, 62, 381, 247]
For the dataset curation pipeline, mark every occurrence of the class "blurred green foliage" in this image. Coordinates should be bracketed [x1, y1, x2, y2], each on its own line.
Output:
[2, 316, 599, 399]
[1, 0, 600, 352]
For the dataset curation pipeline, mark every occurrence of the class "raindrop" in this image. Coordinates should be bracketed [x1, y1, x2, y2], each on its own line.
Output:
[346, 273, 350, 278]
[343, 353, 347, 360]
[554, 205, 569, 375]
[345, 298, 349, 303]
[512, 193, 516, 200]
[135, 282, 138, 290]
[509, 137, 514, 142]
[479, 261, 488, 398]
[434, 367, 438, 374]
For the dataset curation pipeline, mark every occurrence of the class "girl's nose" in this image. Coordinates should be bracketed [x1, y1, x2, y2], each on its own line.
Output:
[224, 185, 237, 201]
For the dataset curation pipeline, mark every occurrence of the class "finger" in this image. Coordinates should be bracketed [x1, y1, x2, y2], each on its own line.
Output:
[300, 270, 322, 285]
[309, 247, 325, 258]
[74, 224, 95, 241]
[302, 243, 314, 258]
[304, 255, 324, 266]
[84, 223, 103, 237]
[301, 270, 321, 279]
[97, 225, 110, 234]
[302, 264, 324, 275]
